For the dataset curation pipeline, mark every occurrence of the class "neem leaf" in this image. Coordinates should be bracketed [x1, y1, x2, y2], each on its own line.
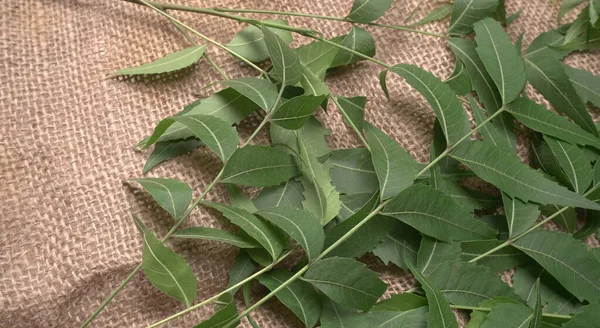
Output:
[507, 97, 600, 149]
[448, 0, 499, 36]
[296, 39, 340, 79]
[470, 95, 513, 151]
[461, 240, 529, 272]
[194, 293, 238, 328]
[480, 303, 533, 328]
[513, 229, 600, 302]
[417, 236, 461, 276]
[526, 30, 570, 60]
[111, 45, 206, 76]
[407, 259, 458, 328]
[202, 202, 286, 261]
[331, 26, 376, 67]
[530, 279, 543, 328]
[302, 257, 387, 311]
[385, 64, 470, 145]
[226, 19, 292, 63]
[300, 66, 330, 96]
[129, 178, 192, 220]
[173, 227, 261, 249]
[450, 141, 600, 210]
[473, 18, 526, 104]
[135, 216, 197, 307]
[143, 139, 202, 174]
[381, 184, 497, 242]
[411, 3, 452, 27]
[220, 77, 278, 112]
[558, 0, 587, 23]
[427, 261, 521, 306]
[562, 303, 600, 327]
[226, 184, 257, 213]
[173, 115, 239, 162]
[502, 193, 540, 238]
[565, 65, 600, 108]
[262, 26, 302, 85]
[525, 55, 597, 136]
[257, 270, 321, 328]
[225, 250, 257, 295]
[335, 96, 366, 133]
[345, 0, 394, 23]
[319, 296, 362, 328]
[445, 60, 472, 96]
[271, 94, 327, 130]
[372, 220, 421, 271]
[323, 214, 394, 259]
[365, 123, 418, 200]
[253, 179, 304, 210]
[542, 205, 578, 233]
[545, 136, 593, 194]
[339, 192, 378, 220]
[221, 145, 300, 187]
[328, 148, 379, 195]
[256, 207, 324, 261]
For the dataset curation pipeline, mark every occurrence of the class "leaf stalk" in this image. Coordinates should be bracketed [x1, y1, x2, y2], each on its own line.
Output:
[449, 304, 572, 320]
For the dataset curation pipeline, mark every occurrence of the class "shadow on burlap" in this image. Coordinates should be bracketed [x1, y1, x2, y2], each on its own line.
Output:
[1, 0, 598, 327]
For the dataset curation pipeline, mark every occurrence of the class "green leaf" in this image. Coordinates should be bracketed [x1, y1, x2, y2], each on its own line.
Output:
[558, 0, 587, 23]
[371, 293, 428, 312]
[296, 39, 340, 79]
[173, 227, 261, 249]
[335, 96, 366, 133]
[373, 220, 421, 271]
[253, 179, 304, 210]
[365, 123, 418, 200]
[461, 240, 529, 272]
[256, 207, 324, 261]
[302, 257, 387, 311]
[530, 279, 543, 328]
[384, 64, 470, 145]
[427, 261, 521, 306]
[465, 297, 523, 328]
[565, 65, 600, 109]
[411, 3, 453, 27]
[262, 26, 302, 85]
[257, 270, 321, 328]
[525, 30, 570, 60]
[111, 45, 206, 76]
[220, 77, 278, 112]
[328, 148, 379, 195]
[562, 303, 600, 327]
[226, 19, 293, 63]
[502, 193, 540, 238]
[300, 66, 330, 96]
[271, 95, 327, 130]
[448, 0, 499, 36]
[297, 131, 342, 225]
[450, 141, 600, 210]
[545, 136, 593, 194]
[561, 9, 590, 47]
[417, 236, 461, 276]
[331, 26, 376, 67]
[445, 60, 472, 95]
[324, 214, 394, 259]
[226, 184, 257, 213]
[173, 115, 239, 162]
[129, 178, 192, 220]
[194, 293, 238, 328]
[407, 259, 458, 328]
[319, 296, 361, 328]
[513, 229, 600, 302]
[135, 216, 197, 307]
[507, 97, 600, 149]
[381, 184, 497, 242]
[339, 192, 378, 220]
[543, 205, 578, 233]
[470, 95, 512, 150]
[221, 145, 300, 187]
[345, 0, 394, 23]
[143, 139, 202, 174]
[525, 55, 597, 136]
[202, 202, 286, 261]
[225, 250, 257, 295]
[473, 18, 526, 104]
[480, 303, 533, 328]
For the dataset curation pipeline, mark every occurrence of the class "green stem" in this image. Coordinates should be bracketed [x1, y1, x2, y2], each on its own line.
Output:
[450, 304, 572, 320]
[330, 95, 370, 151]
[203, 53, 230, 80]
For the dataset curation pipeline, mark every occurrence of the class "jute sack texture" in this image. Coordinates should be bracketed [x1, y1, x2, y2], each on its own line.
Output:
[1, 0, 598, 327]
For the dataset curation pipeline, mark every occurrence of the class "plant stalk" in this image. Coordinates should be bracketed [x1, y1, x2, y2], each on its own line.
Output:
[449, 304, 572, 320]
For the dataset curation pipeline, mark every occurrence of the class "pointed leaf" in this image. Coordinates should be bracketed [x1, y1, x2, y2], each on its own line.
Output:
[448, 0, 499, 36]
[111, 45, 206, 76]
[328, 148, 379, 195]
[331, 26, 376, 67]
[411, 3, 452, 27]
[365, 123, 418, 200]
[542, 205, 578, 233]
[450, 141, 600, 210]
[129, 178, 192, 220]
[221, 145, 300, 187]
[558, 0, 587, 23]
[417, 236, 461, 276]
[339, 192, 378, 220]
[202, 202, 286, 261]
[346, 0, 394, 23]
[271, 95, 328, 130]
[445, 60, 472, 95]
[253, 179, 304, 210]
[324, 214, 395, 259]
[480, 303, 533, 328]
[226, 19, 293, 63]
[545, 136, 593, 193]
[526, 30, 570, 60]
[470, 95, 512, 150]
[300, 66, 330, 96]
[296, 39, 340, 79]
[530, 279, 543, 328]
[513, 229, 600, 302]
[256, 207, 324, 261]
[173, 227, 261, 249]
[335, 96, 366, 133]
[302, 257, 387, 311]
[257, 270, 321, 328]
[525, 55, 597, 136]
[262, 26, 302, 84]
[562, 303, 600, 327]
[194, 293, 238, 328]
[220, 77, 278, 112]
[503, 193, 540, 237]
[225, 250, 257, 294]
[173, 115, 239, 162]
[226, 184, 257, 213]
[143, 139, 202, 174]
[473, 18, 526, 104]
[373, 220, 422, 271]
[461, 240, 529, 272]
[507, 97, 600, 149]
[381, 184, 497, 242]
[565, 65, 600, 109]
[407, 259, 458, 328]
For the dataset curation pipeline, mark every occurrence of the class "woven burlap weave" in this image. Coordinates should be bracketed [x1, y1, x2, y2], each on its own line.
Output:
[1, 0, 598, 327]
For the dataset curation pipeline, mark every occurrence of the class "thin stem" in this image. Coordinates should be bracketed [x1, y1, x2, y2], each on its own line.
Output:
[203, 53, 230, 80]
[315, 36, 391, 68]
[449, 304, 572, 320]
[330, 95, 370, 151]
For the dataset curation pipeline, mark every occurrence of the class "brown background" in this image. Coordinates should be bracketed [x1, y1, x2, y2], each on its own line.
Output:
[1, 0, 598, 327]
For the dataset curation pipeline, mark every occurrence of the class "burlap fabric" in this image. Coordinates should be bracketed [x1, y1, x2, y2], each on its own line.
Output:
[1, 0, 598, 327]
